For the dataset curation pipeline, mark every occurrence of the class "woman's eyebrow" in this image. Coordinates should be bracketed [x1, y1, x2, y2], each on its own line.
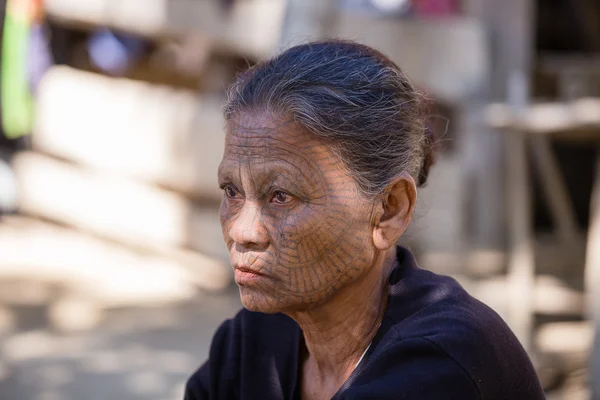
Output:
[217, 163, 233, 182]
[256, 159, 322, 188]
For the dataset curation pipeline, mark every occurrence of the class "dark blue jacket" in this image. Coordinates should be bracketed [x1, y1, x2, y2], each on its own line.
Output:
[185, 247, 545, 399]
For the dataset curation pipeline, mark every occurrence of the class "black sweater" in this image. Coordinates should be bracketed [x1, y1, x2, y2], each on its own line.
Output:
[185, 247, 545, 399]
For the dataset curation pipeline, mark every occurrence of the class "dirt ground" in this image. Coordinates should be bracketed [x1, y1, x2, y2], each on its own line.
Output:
[0, 283, 241, 400]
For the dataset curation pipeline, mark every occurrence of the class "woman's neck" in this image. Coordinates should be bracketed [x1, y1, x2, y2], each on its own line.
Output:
[287, 247, 397, 394]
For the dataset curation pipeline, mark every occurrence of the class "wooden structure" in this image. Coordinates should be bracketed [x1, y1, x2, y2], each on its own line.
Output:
[488, 96, 600, 397]
[483, 1, 600, 395]
[43, 0, 287, 60]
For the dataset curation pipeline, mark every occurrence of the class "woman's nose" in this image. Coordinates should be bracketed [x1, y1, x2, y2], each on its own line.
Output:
[228, 202, 269, 249]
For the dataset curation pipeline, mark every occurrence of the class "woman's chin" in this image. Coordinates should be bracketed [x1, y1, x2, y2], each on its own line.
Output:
[239, 289, 281, 314]
[241, 300, 280, 314]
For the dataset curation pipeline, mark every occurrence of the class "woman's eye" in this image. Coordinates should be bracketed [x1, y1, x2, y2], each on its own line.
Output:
[272, 190, 292, 204]
[223, 185, 239, 199]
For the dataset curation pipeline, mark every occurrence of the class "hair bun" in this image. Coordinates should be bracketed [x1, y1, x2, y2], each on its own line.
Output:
[417, 125, 436, 187]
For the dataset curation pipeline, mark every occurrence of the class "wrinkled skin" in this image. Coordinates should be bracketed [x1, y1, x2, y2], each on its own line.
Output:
[218, 111, 380, 314]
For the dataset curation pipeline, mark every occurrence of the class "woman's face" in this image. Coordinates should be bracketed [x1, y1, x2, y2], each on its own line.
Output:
[218, 112, 379, 313]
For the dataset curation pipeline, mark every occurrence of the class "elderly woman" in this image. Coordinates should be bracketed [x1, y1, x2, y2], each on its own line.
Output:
[185, 40, 544, 399]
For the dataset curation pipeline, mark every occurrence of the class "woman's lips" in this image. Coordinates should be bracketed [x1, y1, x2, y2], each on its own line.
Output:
[234, 266, 265, 285]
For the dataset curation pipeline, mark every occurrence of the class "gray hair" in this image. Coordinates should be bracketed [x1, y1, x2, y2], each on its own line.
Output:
[223, 40, 435, 198]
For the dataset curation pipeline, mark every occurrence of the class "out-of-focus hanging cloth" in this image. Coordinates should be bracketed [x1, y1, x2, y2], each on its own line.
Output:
[1, 0, 51, 140]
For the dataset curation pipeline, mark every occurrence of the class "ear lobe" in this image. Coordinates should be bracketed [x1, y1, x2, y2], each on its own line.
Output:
[372, 174, 417, 250]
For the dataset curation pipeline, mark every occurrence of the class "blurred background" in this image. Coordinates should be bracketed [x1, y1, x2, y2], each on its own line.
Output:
[0, 0, 598, 399]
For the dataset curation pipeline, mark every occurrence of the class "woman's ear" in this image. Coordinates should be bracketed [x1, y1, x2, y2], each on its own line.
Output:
[372, 174, 417, 250]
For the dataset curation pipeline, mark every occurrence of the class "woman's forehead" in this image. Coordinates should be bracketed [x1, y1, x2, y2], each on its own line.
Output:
[224, 113, 328, 159]
[220, 113, 350, 184]
[227, 113, 310, 142]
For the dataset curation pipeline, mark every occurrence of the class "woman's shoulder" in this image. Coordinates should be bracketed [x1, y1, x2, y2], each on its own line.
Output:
[377, 260, 544, 399]
[390, 263, 520, 350]
[390, 248, 525, 345]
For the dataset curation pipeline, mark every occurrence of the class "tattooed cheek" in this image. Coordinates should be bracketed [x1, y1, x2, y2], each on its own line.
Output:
[218, 207, 230, 225]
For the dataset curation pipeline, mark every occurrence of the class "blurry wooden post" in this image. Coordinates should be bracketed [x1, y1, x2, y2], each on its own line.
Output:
[503, 0, 535, 352]
[586, 154, 600, 398]
[529, 135, 579, 245]
[454, 101, 505, 256]
[460, 0, 505, 255]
